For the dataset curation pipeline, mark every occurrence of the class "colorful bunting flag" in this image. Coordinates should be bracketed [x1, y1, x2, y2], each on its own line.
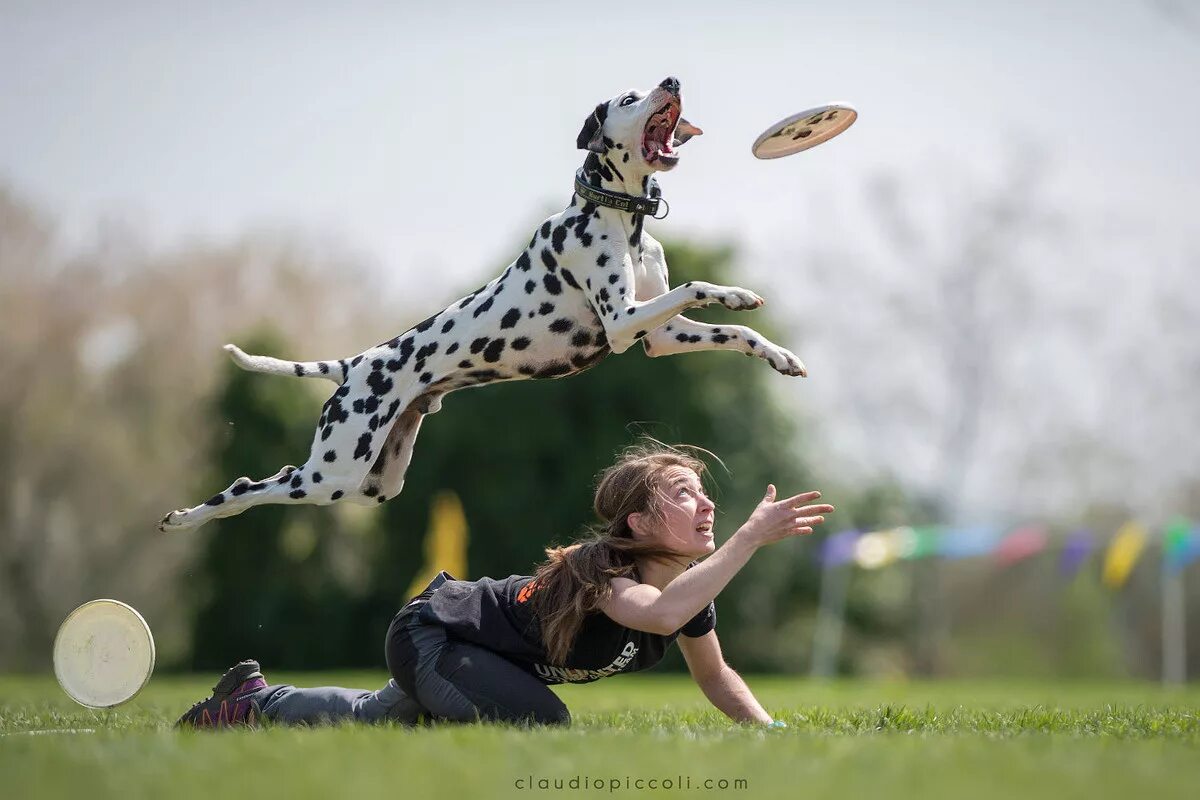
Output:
[886, 527, 919, 559]
[821, 529, 859, 567]
[995, 525, 1049, 566]
[854, 530, 901, 569]
[854, 527, 916, 573]
[1102, 521, 1148, 589]
[813, 517, 1196, 585]
[1058, 528, 1095, 578]
[938, 526, 1004, 559]
[1163, 517, 1200, 574]
[907, 525, 941, 559]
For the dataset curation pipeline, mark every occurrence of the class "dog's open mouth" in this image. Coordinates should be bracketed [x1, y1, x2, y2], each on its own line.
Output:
[643, 100, 682, 166]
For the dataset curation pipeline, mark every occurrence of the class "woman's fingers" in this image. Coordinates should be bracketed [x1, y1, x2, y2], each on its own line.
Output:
[779, 490, 821, 505]
[772, 505, 833, 526]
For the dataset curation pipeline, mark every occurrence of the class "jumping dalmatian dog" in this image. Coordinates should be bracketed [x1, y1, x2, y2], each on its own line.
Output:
[158, 76, 806, 533]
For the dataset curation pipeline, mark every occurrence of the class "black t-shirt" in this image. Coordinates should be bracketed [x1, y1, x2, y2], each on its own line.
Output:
[417, 574, 717, 685]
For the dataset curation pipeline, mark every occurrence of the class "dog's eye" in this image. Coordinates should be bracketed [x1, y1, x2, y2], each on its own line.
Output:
[619, 95, 636, 107]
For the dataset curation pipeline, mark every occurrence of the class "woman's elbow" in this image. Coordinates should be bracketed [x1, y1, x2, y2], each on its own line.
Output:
[622, 601, 691, 635]
[642, 619, 678, 636]
[636, 609, 682, 636]
[652, 607, 698, 636]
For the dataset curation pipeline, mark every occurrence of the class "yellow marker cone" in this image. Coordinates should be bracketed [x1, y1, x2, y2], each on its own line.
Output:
[405, 491, 469, 598]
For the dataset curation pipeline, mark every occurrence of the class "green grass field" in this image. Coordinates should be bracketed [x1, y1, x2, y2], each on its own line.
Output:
[2, 673, 1198, 799]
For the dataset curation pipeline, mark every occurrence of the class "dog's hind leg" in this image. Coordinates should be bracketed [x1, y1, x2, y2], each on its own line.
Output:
[158, 449, 380, 532]
[158, 464, 303, 532]
[158, 458, 360, 532]
[359, 393, 441, 504]
[158, 377, 423, 532]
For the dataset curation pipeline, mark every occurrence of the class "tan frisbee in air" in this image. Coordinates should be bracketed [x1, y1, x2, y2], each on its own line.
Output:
[752, 102, 858, 159]
[53, 599, 156, 708]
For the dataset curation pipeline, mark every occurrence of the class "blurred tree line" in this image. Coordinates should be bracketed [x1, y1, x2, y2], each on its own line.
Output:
[0, 183, 393, 670]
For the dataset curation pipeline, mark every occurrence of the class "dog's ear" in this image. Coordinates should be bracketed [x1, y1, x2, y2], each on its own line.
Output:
[576, 101, 609, 154]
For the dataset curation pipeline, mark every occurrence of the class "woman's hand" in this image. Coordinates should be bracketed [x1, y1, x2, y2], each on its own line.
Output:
[733, 485, 834, 549]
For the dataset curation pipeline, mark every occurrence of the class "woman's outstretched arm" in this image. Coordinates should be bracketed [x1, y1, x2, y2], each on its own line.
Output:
[601, 486, 833, 634]
[677, 631, 772, 724]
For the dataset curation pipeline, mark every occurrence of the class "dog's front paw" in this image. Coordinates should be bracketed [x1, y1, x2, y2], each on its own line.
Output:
[714, 286, 764, 312]
[755, 342, 807, 377]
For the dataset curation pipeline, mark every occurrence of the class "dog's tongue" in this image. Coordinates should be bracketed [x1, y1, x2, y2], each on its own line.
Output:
[673, 118, 703, 146]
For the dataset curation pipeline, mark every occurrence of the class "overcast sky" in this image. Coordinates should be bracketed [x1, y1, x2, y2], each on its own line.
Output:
[3, 1, 1197, 280]
[4, 0, 1198, 520]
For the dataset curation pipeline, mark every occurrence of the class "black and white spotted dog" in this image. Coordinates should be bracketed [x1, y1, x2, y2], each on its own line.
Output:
[158, 76, 805, 533]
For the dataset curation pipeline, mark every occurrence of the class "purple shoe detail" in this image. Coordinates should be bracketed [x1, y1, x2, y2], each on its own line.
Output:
[176, 659, 266, 729]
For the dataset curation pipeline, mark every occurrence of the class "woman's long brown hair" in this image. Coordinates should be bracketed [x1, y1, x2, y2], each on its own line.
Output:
[528, 441, 710, 665]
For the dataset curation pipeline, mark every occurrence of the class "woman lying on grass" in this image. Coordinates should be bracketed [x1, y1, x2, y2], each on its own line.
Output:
[176, 442, 833, 729]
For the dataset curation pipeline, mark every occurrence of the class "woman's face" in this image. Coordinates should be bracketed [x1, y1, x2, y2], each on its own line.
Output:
[638, 467, 717, 558]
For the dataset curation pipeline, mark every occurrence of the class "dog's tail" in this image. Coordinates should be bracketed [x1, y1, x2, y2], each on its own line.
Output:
[223, 344, 346, 385]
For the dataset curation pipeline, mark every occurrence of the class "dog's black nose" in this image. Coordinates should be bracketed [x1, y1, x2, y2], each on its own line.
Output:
[659, 77, 681, 95]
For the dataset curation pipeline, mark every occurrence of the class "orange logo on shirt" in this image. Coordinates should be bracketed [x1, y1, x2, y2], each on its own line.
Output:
[517, 580, 540, 603]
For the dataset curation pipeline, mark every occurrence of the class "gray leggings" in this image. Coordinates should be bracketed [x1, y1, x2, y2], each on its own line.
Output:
[250, 569, 569, 728]
[250, 679, 423, 726]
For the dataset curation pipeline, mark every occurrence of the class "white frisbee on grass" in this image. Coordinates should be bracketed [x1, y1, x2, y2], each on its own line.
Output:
[53, 599, 155, 708]
[752, 102, 858, 159]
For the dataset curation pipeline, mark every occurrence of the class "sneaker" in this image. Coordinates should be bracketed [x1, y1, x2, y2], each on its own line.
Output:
[176, 659, 267, 729]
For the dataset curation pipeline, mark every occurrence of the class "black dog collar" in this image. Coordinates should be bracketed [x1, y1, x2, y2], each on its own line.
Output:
[574, 171, 669, 220]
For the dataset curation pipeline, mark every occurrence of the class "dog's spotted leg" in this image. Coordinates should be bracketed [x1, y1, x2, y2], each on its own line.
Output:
[158, 464, 300, 532]
[642, 316, 806, 376]
[158, 455, 380, 531]
[624, 233, 804, 376]
[159, 366, 427, 530]
[592, 255, 764, 354]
